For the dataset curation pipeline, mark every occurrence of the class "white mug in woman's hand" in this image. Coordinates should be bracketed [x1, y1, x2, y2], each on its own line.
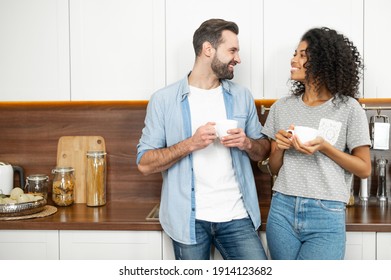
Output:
[287, 126, 319, 143]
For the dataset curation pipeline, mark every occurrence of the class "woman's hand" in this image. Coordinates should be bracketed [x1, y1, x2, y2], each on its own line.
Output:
[274, 125, 295, 150]
[290, 135, 325, 155]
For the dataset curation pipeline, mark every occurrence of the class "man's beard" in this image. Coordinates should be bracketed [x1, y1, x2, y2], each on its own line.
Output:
[211, 55, 235, 80]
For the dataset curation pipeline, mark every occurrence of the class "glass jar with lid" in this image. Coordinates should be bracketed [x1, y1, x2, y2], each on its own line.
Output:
[86, 151, 107, 206]
[25, 174, 49, 200]
[52, 167, 75, 206]
[347, 175, 355, 207]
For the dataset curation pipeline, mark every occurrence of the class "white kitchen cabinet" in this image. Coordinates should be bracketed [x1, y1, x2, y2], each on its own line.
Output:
[0, 230, 59, 260]
[69, 0, 165, 100]
[376, 232, 391, 260]
[165, 0, 264, 99]
[344, 232, 376, 260]
[162, 231, 175, 260]
[263, 0, 364, 99]
[0, 229, 388, 260]
[59, 230, 161, 260]
[260, 231, 271, 259]
[1, 0, 389, 101]
[363, 0, 391, 98]
[0, 0, 70, 101]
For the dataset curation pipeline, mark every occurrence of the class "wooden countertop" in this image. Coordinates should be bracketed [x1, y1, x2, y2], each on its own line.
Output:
[1, 198, 391, 232]
[345, 198, 391, 232]
[0, 201, 162, 231]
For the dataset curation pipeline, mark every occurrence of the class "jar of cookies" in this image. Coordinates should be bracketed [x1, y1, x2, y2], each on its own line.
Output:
[52, 167, 75, 206]
[25, 174, 49, 200]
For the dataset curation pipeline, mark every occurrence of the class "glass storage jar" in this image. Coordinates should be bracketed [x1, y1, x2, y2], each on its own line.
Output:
[86, 151, 107, 206]
[52, 167, 75, 206]
[347, 175, 355, 207]
[25, 174, 49, 200]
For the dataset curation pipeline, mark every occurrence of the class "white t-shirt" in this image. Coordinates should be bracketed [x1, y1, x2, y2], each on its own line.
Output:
[188, 85, 248, 222]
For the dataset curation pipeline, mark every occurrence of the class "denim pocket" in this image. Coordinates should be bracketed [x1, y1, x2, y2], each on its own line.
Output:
[317, 200, 346, 212]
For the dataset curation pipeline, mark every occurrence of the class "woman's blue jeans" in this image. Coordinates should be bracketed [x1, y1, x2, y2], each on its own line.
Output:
[172, 217, 267, 260]
[266, 192, 346, 260]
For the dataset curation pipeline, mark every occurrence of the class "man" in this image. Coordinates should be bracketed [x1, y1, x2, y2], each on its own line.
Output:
[137, 18, 270, 260]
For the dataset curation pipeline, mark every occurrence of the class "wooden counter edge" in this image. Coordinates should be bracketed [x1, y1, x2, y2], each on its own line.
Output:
[1, 98, 390, 108]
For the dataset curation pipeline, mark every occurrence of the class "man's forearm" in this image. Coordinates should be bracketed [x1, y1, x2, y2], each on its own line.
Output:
[138, 139, 193, 175]
[245, 138, 271, 162]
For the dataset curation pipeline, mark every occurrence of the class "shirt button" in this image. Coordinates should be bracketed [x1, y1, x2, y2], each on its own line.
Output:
[192, 208, 195, 211]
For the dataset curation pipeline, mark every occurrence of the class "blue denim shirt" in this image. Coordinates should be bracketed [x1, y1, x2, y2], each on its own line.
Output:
[137, 75, 266, 245]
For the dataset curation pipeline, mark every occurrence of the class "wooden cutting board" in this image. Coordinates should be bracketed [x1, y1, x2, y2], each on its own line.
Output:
[56, 136, 106, 203]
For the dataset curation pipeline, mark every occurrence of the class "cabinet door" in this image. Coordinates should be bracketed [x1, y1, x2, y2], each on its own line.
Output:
[59, 230, 162, 260]
[70, 0, 165, 100]
[166, 0, 263, 99]
[376, 232, 391, 260]
[0, 230, 59, 260]
[263, 0, 364, 99]
[259, 231, 271, 260]
[0, 0, 70, 101]
[363, 0, 391, 98]
[344, 232, 376, 260]
[162, 231, 175, 260]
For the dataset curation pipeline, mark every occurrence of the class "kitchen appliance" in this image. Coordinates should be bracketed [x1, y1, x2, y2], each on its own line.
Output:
[0, 162, 24, 195]
[376, 158, 388, 203]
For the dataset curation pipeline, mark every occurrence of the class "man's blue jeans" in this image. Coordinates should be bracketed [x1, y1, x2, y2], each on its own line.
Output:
[172, 217, 267, 260]
[266, 192, 346, 260]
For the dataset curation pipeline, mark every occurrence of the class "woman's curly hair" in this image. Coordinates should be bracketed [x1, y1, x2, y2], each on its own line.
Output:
[291, 27, 363, 103]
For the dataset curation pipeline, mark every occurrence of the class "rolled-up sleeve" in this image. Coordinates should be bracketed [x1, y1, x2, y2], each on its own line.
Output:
[136, 93, 167, 164]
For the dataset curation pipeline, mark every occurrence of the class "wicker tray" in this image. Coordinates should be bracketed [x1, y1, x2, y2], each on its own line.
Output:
[0, 205, 57, 221]
[0, 197, 47, 217]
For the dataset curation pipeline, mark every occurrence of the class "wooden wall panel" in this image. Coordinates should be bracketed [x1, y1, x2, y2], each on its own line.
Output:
[1, 99, 389, 205]
[0, 101, 162, 203]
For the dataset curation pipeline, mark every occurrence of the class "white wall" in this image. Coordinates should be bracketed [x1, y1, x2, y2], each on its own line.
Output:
[0, 0, 389, 101]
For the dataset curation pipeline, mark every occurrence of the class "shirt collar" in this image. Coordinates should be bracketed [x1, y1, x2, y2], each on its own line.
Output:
[180, 72, 232, 101]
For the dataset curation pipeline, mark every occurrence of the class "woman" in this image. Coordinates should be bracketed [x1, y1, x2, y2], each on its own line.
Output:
[262, 27, 371, 260]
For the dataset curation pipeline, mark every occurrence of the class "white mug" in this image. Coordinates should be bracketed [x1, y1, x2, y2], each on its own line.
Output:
[215, 119, 238, 137]
[287, 125, 319, 143]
